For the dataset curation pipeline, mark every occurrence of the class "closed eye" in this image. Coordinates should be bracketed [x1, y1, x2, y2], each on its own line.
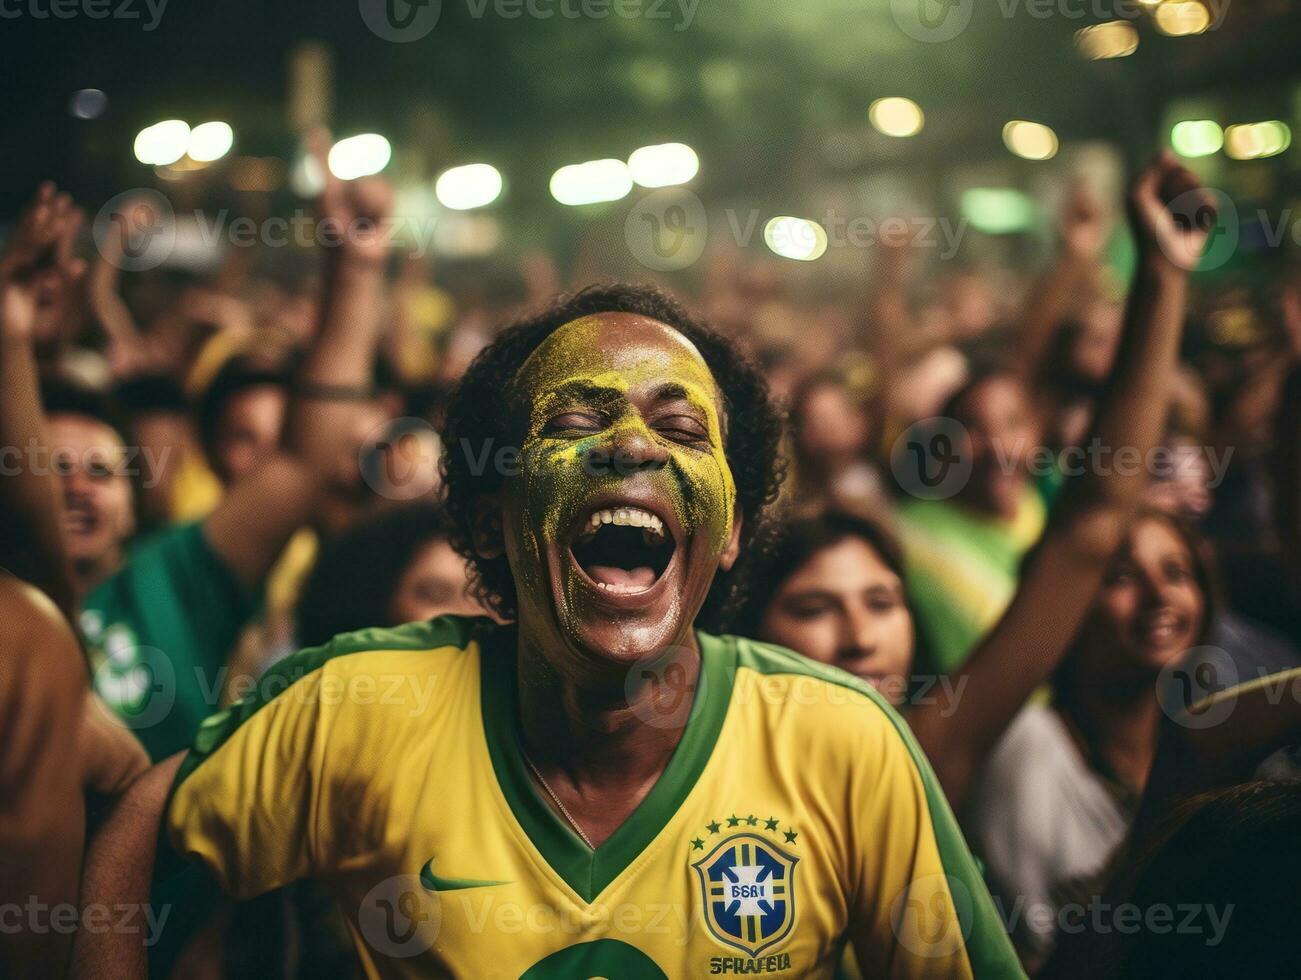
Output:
[653, 414, 709, 445]
[542, 411, 604, 436]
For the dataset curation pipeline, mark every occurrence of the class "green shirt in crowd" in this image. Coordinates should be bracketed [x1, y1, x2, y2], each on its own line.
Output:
[896, 485, 1048, 675]
[81, 521, 256, 761]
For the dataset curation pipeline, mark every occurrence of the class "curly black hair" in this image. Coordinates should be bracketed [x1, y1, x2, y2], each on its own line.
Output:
[441, 282, 786, 631]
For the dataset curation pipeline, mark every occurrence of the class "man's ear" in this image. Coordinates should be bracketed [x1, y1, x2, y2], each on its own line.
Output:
[471, 496, 506, 559]
[718, 504, 743, 572]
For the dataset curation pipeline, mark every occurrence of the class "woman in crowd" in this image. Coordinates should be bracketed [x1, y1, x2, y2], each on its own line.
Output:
[738, 154, 1218, 969]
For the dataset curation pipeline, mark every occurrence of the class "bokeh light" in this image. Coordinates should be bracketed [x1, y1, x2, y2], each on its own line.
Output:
[1074, 21, 1139, 60]
[764, 216, 828, 261]
[327, 134, 392, 180]
[1224, 121, 1292, 160]
[961, 188, 1036, 234]
[627, 143, 699, 188]
[134, 120, 191, 166]
[549, 159, 634, 206]
[1153, 1, 1213, 36]
[69, 89, 108, 120]
[187, 121, 234, 163]
[1003, 120, 1059, 161]
[1170, 119, 1224, 157]
[435, 164, 504, 210]
[869, 97, 925, 138]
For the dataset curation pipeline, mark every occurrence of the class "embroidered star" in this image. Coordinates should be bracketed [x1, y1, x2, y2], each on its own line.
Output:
[764, 817, 779, 831]
[706, 821, 721, 835]
[746, 814, 758, 826]
[691, 837, 705, 850]
[727, 814, 740, 827]
[784, 829, 798, 844]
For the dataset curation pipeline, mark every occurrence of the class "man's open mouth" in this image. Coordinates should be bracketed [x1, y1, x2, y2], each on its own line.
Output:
[569, 505, 676, 596]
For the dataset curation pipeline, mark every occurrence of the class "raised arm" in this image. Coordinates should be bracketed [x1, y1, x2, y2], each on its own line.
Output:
[201, 139, 394, 589]
[0, 183, 85, 617]
[1011, 182, 1109, 384]
[910, 153, 1212, 807]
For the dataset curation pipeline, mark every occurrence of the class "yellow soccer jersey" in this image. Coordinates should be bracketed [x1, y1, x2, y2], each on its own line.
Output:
[166, 616, 1022, 979]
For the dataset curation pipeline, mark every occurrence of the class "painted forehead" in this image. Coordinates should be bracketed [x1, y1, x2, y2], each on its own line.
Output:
[515, 314, 721, 408]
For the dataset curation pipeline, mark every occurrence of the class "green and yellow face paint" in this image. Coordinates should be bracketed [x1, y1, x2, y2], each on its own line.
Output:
[500, 313, 737, 670]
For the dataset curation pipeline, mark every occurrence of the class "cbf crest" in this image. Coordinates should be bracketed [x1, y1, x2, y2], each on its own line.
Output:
[692, 832, 798, 956]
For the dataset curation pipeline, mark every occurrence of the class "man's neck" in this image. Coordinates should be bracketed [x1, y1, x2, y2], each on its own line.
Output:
[513, 631, 701, 847]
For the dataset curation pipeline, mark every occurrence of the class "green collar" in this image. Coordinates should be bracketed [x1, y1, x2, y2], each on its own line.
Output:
[478, 623, 736, 902]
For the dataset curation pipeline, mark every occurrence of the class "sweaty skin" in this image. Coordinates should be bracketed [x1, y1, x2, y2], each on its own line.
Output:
[502, 313, 738, 676]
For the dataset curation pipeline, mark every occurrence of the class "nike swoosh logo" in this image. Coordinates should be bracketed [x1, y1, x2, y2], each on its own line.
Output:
[419, 857, 511, 892]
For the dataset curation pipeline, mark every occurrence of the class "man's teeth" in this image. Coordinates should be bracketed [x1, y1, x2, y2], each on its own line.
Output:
[587, 507, 665, 537]
[594, 581, 652, 595]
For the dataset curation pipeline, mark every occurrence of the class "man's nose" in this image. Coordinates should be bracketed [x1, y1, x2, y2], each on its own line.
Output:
[584, 424, 669, 476]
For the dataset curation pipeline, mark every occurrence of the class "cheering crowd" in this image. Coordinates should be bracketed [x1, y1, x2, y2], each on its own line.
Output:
[2, 135, 1301, 979]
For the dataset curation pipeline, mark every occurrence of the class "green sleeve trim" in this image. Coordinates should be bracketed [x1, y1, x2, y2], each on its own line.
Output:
[730, 636, 1025, 979]
[169, 615, 490, 789]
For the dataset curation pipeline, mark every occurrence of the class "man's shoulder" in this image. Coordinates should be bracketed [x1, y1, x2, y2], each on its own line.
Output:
[718, 633, 911, 740]
[183, 616, 494, 763]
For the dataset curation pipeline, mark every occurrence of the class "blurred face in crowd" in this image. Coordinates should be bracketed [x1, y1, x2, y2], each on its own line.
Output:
[955, 375, 1039, 519]
[389, 538, 484, 624]
[795, 382, 873, 472]
[943, 273, 997, 340]
[1071, 300, 1123, 385]
[758, 535, 914, 704]
[211, 384, 287, 485]
[498, 313, 740, 673]
[131, 410, 187, 526]
[1145, 437, 1214, 521]
[48, 414, 136, 574]
[1076, 516, 1206, 677]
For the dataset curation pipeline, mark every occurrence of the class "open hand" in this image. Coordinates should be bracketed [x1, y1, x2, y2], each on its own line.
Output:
[0, 182, 87, 344]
